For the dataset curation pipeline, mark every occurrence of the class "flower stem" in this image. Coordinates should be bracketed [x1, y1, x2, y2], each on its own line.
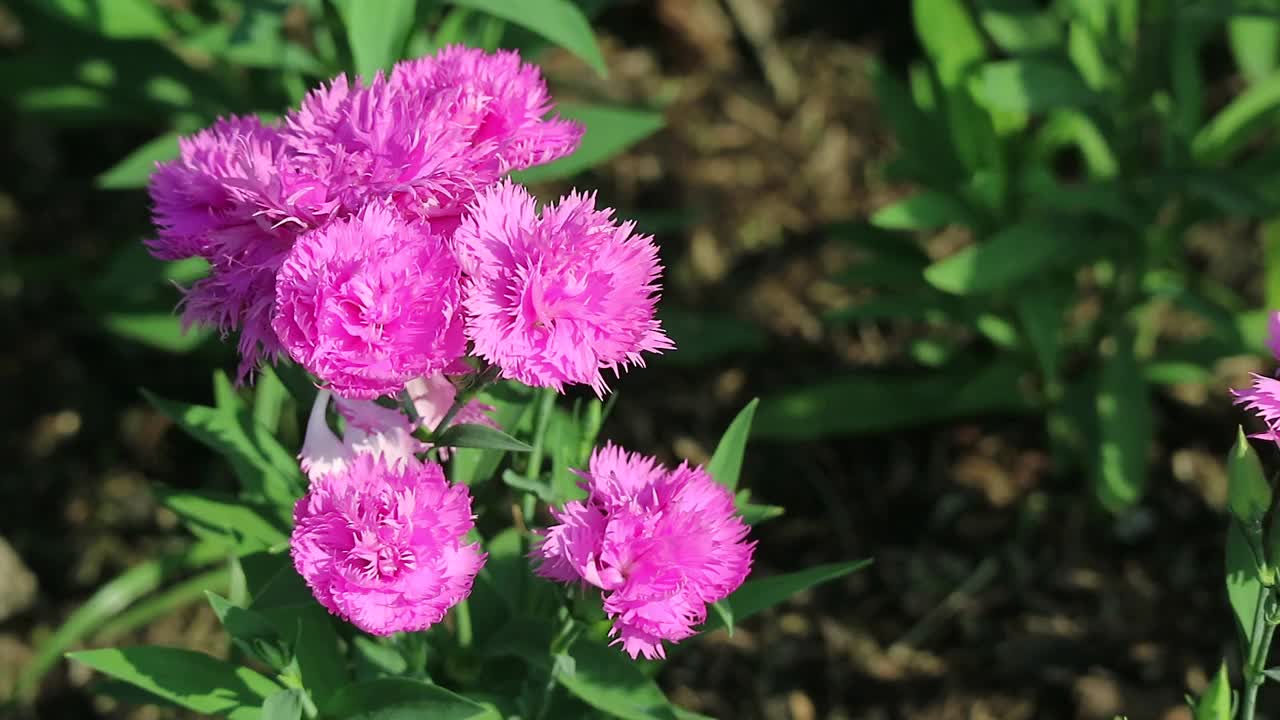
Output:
[1243, 585, 1276, 720]
[523, 388, 556, 524]
[455, 599, 473, 649]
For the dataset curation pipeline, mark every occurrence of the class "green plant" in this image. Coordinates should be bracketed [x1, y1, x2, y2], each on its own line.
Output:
[760, 0, 1280, 511]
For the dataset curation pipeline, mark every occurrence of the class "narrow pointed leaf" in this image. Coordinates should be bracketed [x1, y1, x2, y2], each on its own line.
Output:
[1227, 522, 1264, 647]
[333, 0, 417, 79]
[1192, 661, 1231, 720]
[556, 637, 677, 720]
[513, 103, 664, 183]
[68, 647, 280, 719]
[706, 399, 759, 491]
[435, 423, 532, 452]
[703, 560, 873, 633]
[444, 0, 606, 75]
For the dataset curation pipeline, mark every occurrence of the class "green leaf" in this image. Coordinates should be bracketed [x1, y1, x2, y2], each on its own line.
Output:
[16, 542, 225, 701]
[253, 367, 288, 435]
[754, 359, 1031, 440]
[143, 380, 304, 510]
[1230, 2, 1280, 85]
[913, 0, 986, 87]
[262, 689, 305, 720]
[976, 59, 1095, 113]
[206, 592, 290, 669]
[738, 500, 785, 525]
[513, 103, 664, 183]
[1016, 284, 1070, 380]
[103, 312, 211, 352]
[449, 386, 534, 485]
[444, 0, 606, 75]
[710, 601, 734, 636]
[97, 132, 179, 189]
[867, 58, 961, 185]
[976, 3, 1061, 53]
[871, 191, 973, 231]
[239, 554, 347, 705]
[321, 678, 500, 720]
[156, 489, 288, 553]
[332, 0, 417, 79]
[1262, 219, 1280, 310]
[557, 637, 677, 720]
[68, 647, 280, 720]
[1192, 661, 1232, 720]
[46, 0, 171, 39]
[1068, 20, 1108, 90]
[1032, 110, 1118, 179]
[1092, 337, 1151, 513]
[703, 560, 873, 633]
[1228, 521, 1265, 648]
[705, 399, 759, 491]
[435, 422, 533, 452]
[924, 222, 1083, 295]
[1229, 427, 1273, 527]
[1193, 73, 1280, 165]
[656, 309, 767, 366]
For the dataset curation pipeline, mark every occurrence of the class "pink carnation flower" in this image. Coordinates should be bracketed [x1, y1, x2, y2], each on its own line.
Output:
[1235, 373, 1280, 443]
[273, 203, 466, 399]
[392, 46, 583, 172]
[291, 453, 484, 635]
[533, 444, 754, 659]
[147, 116, 324, 379]
[456, 181, 673, 396]
[286, 46, 580, 227]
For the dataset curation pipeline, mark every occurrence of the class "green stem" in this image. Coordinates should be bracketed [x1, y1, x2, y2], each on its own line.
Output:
[455, 599, 473, 649]
[300, 690, 319, 719]
[523, 388, 556, 525]
[1243, 586, 1276, 720]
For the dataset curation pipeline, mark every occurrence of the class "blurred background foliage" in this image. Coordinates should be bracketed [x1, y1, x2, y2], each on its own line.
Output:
[8, 0, 1280, 717]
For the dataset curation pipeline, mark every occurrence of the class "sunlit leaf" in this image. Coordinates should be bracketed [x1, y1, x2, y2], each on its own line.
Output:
[513, 103, 664, 183]
[444, 0, 606, 75]
[68, 647, 280, 720]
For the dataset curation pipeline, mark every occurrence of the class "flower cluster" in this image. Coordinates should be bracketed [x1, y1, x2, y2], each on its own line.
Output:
[534, 444, 755, 659]
[1236, 312, 1280, 442]
[147, 47, 739, 652]
[148, 46, 669, 391]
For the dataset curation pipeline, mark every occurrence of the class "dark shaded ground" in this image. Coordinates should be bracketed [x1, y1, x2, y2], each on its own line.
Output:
[0, 1, 1261, 718]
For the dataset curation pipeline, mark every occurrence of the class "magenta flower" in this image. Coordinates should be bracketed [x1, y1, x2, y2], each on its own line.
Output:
[273, 203, 465, 399]
[291, 453, 484, 635]
[533, 444, 754, 659]
[286, 46, 580, 227]
[456, 181, 673, 396]
[392, 46, 584, 172]
[147, 116, 323, 379]
[1235, 373, 1280, 443]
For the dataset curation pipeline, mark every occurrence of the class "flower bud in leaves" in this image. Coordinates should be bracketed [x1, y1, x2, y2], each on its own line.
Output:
[1229, 427, 1272, 530]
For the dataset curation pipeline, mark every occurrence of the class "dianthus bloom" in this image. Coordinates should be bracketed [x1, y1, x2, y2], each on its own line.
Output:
[455, 181, 672, 395]
[147, 116, 324, 379]
[273, 203, 465, 399]
[147, 47, 580, 380]
[291, 453, 484, 635]
[1235, 312, 1280, 442]
[533, 444, 753, 659]
[285, 46, 581, 228]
